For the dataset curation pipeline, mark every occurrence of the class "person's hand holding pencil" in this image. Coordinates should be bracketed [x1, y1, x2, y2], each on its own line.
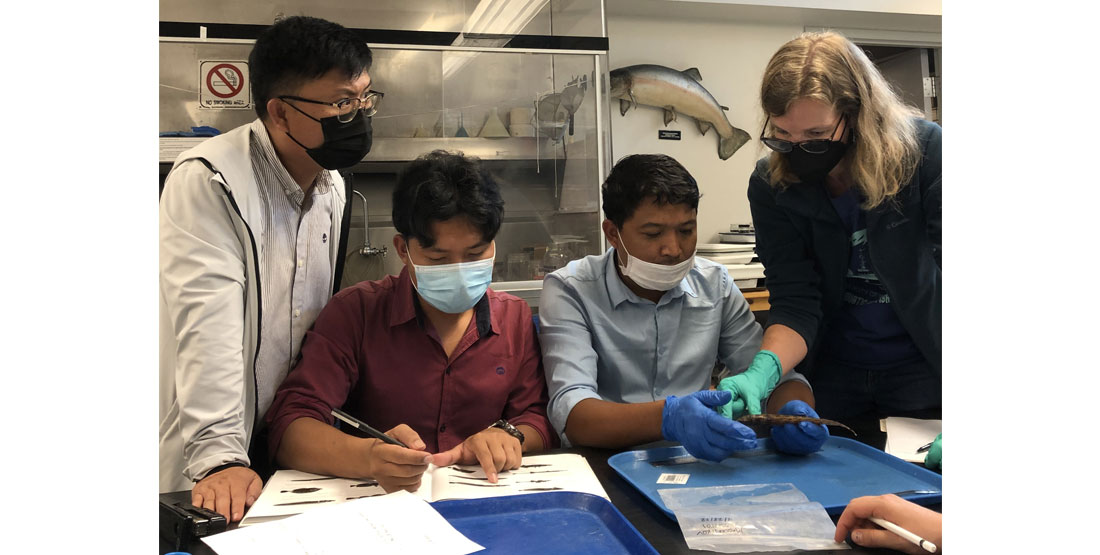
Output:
[835, 494, 942, 554]
[359, 423, 434, 492]
[331, 408, 434, 493]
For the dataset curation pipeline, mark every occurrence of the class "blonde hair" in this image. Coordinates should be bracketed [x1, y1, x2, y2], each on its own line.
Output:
[760, 31, 923, 209]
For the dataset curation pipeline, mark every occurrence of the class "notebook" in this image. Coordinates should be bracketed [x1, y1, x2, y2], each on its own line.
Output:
[881, 417, 941, 463]
[240, 453, 607, 526]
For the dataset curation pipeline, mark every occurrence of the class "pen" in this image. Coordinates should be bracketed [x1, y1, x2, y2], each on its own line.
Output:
[331, 408, 409, 448]
[916, 441, 933, 453]
[868, 516, 937, 553]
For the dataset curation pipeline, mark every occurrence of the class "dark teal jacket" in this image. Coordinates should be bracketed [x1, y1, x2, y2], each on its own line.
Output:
[747, 118, 941, 376]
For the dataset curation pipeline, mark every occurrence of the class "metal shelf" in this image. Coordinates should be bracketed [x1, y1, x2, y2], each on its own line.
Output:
[160, 136, 581, 172]
[367, 137, 551, 161]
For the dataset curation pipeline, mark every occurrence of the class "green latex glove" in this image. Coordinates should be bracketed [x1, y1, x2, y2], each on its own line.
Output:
[924, 433, 942, 470]
[717, 350, 782, 419]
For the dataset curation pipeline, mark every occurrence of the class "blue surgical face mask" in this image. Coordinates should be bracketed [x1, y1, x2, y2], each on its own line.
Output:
[408, 245, 495, 314]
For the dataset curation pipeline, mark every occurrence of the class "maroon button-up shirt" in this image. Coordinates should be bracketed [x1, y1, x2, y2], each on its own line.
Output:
[266, 267, 556, 457]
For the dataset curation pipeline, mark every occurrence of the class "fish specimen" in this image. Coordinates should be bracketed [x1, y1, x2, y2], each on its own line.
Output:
[737, 414, 856, 436]
[610, 64, 751, 160]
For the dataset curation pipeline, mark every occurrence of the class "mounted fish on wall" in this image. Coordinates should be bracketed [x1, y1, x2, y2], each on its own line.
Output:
[610, 64, 751, 160]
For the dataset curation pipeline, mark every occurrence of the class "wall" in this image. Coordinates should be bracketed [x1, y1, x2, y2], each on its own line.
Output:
[606, 16, 801, 242]
[876, 48, 928, 119]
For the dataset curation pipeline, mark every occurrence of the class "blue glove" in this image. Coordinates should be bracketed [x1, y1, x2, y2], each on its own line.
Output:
[769, 400, 829, 455]
[924, 433, 942, 470]
[662, 390, 758, 462]
[717, 350, 782, 419]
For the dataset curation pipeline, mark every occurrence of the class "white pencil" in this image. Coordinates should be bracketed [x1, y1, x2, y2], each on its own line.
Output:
[869, 516, 937, 553]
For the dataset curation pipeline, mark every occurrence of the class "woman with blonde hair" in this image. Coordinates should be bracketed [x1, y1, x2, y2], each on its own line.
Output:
[718, 31, 941, 447]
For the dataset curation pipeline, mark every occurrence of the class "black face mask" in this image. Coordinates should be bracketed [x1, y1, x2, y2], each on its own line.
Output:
[786, 139, 849, 184]
[284, 106, 373, 170]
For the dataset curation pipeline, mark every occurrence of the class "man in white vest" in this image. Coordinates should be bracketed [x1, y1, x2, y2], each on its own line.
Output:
[159, 15, 380, 522]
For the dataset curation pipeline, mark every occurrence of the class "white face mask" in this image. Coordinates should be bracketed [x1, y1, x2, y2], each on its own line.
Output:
[615, 234, 695, 291]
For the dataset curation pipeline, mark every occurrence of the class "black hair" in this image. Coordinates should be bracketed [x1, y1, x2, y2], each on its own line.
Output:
[248, 16, 373, 120]
[392, 150, 505, 248]
[601, 154, 701, 228]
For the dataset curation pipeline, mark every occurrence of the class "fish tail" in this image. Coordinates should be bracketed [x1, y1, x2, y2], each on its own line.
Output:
[818, 418, 858, 436]
[718, 127, 750, 160]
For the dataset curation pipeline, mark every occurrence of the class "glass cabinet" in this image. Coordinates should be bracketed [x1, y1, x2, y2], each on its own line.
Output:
[160, 0, 611, 309]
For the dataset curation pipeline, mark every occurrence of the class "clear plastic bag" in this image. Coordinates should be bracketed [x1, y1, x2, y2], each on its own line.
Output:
[659, 484, 811, 510]
[658, 484, 849, 553]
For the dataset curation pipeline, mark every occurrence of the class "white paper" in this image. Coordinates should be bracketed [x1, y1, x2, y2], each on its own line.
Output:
[203, 490, 484, 555]
[883, 417, 942, 463]
[239, 470, 389, 526]
[429, 453, 609, 501]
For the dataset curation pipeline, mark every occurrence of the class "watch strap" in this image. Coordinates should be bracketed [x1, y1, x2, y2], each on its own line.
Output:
[489, 419, 525, 445]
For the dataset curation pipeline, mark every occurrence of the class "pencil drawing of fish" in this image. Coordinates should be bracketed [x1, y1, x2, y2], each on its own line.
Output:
[346, 494, 386, 500]
[736, 414, 856, 436]
[452, 481, 508, 487]
[274, 499, 334, 506]
[609, 64, 751, 160]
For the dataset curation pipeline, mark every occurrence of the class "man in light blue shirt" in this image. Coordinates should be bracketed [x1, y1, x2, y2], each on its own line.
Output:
[538, 154, 822, 461]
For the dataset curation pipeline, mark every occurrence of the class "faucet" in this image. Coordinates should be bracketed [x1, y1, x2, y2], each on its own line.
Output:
[351, 189, 387, 258]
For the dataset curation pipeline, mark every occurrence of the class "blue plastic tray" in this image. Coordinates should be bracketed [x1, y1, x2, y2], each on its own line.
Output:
[431, 491, 658, 554]
[608, 437, 941, 519]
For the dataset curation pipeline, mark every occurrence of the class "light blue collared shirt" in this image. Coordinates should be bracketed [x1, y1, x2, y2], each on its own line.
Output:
[538, 249, 765, 443]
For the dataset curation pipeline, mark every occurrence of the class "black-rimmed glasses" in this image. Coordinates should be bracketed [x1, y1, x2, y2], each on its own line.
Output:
[759, 114, 845, 154]
[279, 90, 385, 122]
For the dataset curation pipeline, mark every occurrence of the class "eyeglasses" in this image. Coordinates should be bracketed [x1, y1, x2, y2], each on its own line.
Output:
[279, 90, 385, 123]
[759, 115, 845, 154]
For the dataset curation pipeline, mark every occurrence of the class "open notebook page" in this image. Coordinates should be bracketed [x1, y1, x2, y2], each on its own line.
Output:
[429, 453, 608, 501]
[241, 453, 607, 525]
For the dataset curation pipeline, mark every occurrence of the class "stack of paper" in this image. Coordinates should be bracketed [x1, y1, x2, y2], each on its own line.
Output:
[697, 243, 763, 290]
[882, 417, 942, 464]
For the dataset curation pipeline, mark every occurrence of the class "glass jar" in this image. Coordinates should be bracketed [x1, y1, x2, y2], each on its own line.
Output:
[539, 241, 570, 278]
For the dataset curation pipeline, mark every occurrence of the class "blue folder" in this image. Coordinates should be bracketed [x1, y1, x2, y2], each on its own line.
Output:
[608, 437, 941, 518]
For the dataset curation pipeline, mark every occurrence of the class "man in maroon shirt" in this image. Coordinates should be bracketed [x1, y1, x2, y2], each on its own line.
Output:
[266, 150, 556, 492]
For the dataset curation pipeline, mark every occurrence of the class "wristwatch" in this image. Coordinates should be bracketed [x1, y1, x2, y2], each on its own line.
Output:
[489, 419, 525, 445]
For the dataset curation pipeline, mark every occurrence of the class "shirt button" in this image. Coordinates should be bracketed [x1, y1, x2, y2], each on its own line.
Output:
[440, 424, 447, 432]
[294, 309, 301, 318]
[297, 259, 303, 269]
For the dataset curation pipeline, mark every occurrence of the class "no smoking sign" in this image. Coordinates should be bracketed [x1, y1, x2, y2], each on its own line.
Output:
[199, 61, 251, 109]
